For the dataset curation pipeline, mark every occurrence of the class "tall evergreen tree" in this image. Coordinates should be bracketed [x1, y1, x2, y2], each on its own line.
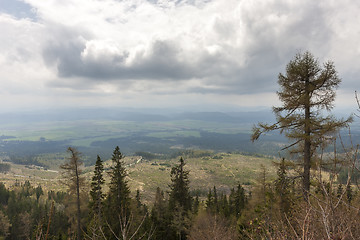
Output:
[89, 155, 105, 237]
[151, 187, 170, 239]
[205, 188, 213, 212]
[89, 156, 105, 217]
[193, 194, 200, 215]
[234, 184, 246, 218]
[106, 146, 131, 238]
[220, 193, 230, 217]
[168, 157, 192, 240]
[60, 147, 84, 240]
[169, 157, 192, 212]
[213, 186, 219, 213]
[252, 51, 351, 199]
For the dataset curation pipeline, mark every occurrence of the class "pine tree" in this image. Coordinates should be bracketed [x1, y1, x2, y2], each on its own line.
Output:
[35, 185, 43, 202]
[169, 157, 192, 212]
[168, 157, 192, 240]
[213, 186, 219, 213]
[90, 156, 105, 218]
[106, 146, 131, 238]
[193, 194, 200, 215]
[205, 188, 213, 213]
[252, 51, 351, 199]
[89, 155, 105, 237]
[130, 189, 152, 240]
[234, 184, 245, 218]
[220, 193, 230, 217]
[229, 187, 235, 215]
[151, 187, 172, 239]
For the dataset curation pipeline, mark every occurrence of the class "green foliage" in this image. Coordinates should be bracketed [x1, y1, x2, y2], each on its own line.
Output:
[338, 167, 360, 184]
[0, 210, 10, 237]
[35, 185, 43, 201]
[252, 51, 351, 198]
[169, 157, 192, 213]
[151, 187, 172, 239]
[88, 155, 105, 237]
[205, 184, 247, 220]
[0, 163, 10, 173]
[0, 181, 70, 239]
[192, 194, 200, 215]
[274, 158, 294, 215]
[105, 146, 131, 238]
[9, 155, 45, 167]
[168, 157, 193, 240]
[0, 183, 9, 206]
[89, 155, 105, 216]
[107, 146, 131, 212]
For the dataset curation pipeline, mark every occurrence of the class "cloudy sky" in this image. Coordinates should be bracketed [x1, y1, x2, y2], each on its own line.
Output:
[1, 0, 359, 112]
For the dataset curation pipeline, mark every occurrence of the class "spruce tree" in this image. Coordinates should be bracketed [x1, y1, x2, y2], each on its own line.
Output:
[220, 193, 230, 217]
[205, 188, 213, 212]
[89, 155, 105, 237]
[234, 184, 245, 218]
[106, 146, 131, 238]
[168, 157, 192, 240]
[169, 157, 192, 212]
[252, 51, 351, 199]
[151, 187, 170, 239]
[213, 186, 219, 213]
[193, 194, 200, 215]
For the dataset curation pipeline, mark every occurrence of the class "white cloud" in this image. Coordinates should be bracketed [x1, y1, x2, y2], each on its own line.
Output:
[0, 0, 359, 110]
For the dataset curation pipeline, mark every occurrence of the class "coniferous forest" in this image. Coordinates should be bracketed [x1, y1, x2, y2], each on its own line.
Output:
[1, 52, 360, 240]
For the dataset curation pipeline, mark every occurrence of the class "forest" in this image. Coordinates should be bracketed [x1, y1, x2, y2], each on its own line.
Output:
[1, 52, 360, 240]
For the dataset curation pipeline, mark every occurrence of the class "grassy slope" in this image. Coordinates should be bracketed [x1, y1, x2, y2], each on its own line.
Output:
[126, 153, 276, 203]
[0, 153, 276, 204]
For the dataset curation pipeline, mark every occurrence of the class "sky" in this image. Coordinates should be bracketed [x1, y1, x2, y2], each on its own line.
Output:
[0, 0, 360, 113]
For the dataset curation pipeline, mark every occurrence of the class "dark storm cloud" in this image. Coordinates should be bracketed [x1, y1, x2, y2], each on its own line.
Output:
[43, 36, 249, 86]
[44, 39, 192, 80]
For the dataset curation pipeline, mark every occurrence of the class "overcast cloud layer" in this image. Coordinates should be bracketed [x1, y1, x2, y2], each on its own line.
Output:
[1, 0, 360, 111]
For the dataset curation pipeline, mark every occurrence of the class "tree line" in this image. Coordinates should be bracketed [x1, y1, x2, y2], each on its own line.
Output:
[1, 142, 360, 239]
[0, 146, 249, 239]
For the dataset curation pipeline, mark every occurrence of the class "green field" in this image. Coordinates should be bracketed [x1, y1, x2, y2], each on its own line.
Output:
[0, 119, 251, 144]
[0, 118, 286, 165]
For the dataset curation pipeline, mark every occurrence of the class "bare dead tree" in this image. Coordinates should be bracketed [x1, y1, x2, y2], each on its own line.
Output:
[60, 147, 85, 240]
